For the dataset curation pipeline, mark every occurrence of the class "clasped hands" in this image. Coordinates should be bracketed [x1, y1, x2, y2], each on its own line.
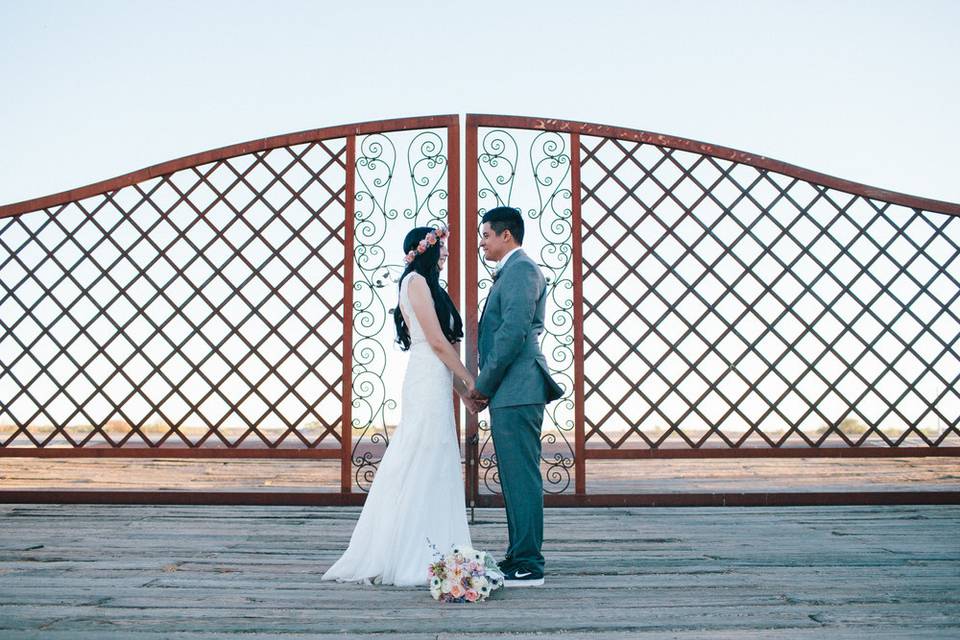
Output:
[461, 379, 489, 415]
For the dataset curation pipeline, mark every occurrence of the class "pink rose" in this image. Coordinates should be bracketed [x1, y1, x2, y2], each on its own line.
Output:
[450, 583, 465, 598]
[465, 589, 479, 602]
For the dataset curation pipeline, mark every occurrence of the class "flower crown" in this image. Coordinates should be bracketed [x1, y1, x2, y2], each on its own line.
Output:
[403, 224, 450, 265]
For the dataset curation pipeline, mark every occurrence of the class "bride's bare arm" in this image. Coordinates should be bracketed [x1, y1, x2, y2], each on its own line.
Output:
[452, 375, 471, 398]
[407, 274, 474, 391]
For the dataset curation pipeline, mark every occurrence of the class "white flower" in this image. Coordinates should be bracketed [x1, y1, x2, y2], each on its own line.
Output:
[430, 576, 441, 588]
[430, 585, 442, 600]
[441, 579, 452, 593]
[470, 576, 488, 590]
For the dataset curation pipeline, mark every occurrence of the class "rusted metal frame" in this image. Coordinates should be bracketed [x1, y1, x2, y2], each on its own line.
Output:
[592, 141, 957, 449]
[123, 156, 344, 448]
[120, 160, 345, 449]
[576, 139, 952, 444]
[576, 170, 872, 446]
[578, 143, 821, 449]
[0, 448, 343, 458]
[0, 488, 956, 506]
[466, 114, 960, 217]
[110, 150, 342, 449]
[1, 118, 454, 462]
[480, 118, 960, 450]
[625, 160, 920, 447]
[157, 148, 350, 448]
[577, 149, 757, 448]
[446, 122, 462, 448]
[0, 191, 177, 448]
[491, 491, 960, 507]
[464, 120, 480, 507]
[0, 210, 103, 446]
[171, 149, 347, 449]
[265, 139, 349, 204]
[571, 133, 586, 494]
[646, 168, 931, 447]
[341, 135, 356, 493]
[712, 158, 960, 364]
[0, 115, 461, 219]
[764, 194, 960, 444]
[50, 155, 337, 449]
[579, 148, 808, 448]
[813, 199, 960, 374]
[579, 138, 683, 231]
[685, 172, 960, 447]
[577, 145, 746, 446]
[0, 490, 368, 505]
[583, 446, 960, 459]
[806, 193, 960, 363]
[581, 223, 789, 450]
[2, 147, 347, 451]
[8, 443, 956, 460]
[187, 147, 350, 447]
[739, 186, 960, 445]
[0, 179, 220, 449]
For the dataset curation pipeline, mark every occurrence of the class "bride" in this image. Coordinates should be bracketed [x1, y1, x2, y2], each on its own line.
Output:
[321, 224, 481, 587]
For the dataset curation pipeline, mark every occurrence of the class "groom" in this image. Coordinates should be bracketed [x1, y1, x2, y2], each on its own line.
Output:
[467, 206, 565, 588]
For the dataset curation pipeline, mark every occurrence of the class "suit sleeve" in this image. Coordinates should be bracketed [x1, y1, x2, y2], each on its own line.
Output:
[475, 261, 541, 398]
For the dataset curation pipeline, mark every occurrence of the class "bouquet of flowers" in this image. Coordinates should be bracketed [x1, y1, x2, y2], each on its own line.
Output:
[427, 543, 504, 602]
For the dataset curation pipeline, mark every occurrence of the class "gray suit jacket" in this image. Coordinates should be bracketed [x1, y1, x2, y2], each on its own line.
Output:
[476, 249, 565, 408]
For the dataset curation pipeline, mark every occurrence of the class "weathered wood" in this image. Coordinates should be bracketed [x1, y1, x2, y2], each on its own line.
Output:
[1, 456, 958, 493]
[0, 505, 957, 637]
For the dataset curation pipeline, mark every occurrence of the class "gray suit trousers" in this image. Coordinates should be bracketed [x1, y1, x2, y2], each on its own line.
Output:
[489, 403, 545, 575]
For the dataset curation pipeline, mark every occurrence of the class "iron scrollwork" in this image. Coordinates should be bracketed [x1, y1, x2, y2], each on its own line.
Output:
[476, 128, 576, 494]
[350, 130, 449, 491]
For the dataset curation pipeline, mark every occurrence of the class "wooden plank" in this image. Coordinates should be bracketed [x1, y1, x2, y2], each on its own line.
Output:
[0, 505, 957, 637]
[1, 456, 957, 493]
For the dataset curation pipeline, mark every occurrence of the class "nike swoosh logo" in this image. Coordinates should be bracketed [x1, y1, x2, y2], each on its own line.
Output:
[515, 571, 532, 578]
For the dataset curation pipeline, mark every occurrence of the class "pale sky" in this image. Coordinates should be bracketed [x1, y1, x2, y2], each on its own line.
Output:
[1, 0, 958, 207]
[2, 0, 957, 447]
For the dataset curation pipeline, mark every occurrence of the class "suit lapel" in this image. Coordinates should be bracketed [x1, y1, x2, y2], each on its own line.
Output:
[478, 249, 524, 334]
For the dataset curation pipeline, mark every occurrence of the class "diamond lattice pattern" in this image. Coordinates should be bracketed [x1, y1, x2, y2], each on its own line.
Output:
[579, 136, 960, 449]
[0, 140, 348, 448]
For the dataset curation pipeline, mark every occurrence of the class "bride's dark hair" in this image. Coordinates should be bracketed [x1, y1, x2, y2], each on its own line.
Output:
[393, 226, 464, 351]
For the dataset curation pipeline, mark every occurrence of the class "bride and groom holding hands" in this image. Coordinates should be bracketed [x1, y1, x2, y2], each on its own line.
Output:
[322, 206, 564, 589]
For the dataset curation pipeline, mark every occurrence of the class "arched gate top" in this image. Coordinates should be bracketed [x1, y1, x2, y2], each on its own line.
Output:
[1, 112, 957, 218]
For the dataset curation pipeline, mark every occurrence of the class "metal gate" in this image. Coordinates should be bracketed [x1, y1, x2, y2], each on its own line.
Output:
[1, 114, 958, 505]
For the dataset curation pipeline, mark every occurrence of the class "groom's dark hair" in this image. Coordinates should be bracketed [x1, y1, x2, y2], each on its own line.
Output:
[481, 206, 524, 244]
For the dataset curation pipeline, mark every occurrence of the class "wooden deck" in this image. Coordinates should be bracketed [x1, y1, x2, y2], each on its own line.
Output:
[1, 504, 957, 638]
[2, 455, 958, 494]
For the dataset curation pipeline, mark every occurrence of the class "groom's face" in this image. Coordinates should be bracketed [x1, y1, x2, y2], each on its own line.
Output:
[480, 222, 510, 262]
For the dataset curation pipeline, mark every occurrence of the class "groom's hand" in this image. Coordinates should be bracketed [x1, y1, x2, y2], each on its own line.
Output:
[468, 389, 489, 412]
[463, 395, 487, 414]
[462, 396, 480, 414]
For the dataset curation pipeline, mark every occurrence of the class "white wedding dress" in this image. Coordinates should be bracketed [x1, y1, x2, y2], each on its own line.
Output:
[321, 272, 472, 586]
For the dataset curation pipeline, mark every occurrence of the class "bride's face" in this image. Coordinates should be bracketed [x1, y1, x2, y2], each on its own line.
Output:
[437, 241, 448, 270]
